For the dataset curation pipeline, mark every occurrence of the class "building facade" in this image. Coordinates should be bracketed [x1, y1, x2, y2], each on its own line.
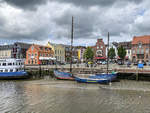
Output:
[77, 46, 86, 63]
[132, 35, 150, 63]
[12, 42, 31, 59]
[25, 44, 54, 65]
[92, 39, 106, 62]
[47, 42, 65, 63]
[0, 45, 13, 59]
[65, 45, 78, 63]
[0, 42, 31, 59]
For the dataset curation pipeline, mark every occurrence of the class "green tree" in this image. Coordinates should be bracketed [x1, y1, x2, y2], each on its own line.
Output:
[117, 45, 126, 62]
[108, 47, 116, 60]
[83, 47, 94, 61]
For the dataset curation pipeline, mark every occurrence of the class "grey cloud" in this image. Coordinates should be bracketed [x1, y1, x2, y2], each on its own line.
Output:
[2, 0, 48, 10]
[51, 0, 143, 7]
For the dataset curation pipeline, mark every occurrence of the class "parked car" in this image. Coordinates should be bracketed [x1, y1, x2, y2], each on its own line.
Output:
[102, 61, 106, 65]
[117, 61, 123, 65]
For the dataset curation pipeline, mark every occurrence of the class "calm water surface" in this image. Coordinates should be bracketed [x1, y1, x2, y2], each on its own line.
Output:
[1, 79, 150, 113]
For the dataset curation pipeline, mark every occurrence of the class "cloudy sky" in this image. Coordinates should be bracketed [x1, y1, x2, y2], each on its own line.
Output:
[0, 0, 149, 46]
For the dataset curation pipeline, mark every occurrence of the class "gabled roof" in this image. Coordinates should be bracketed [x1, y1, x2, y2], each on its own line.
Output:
[29, 44, 53, 53]
[132, 35, 150, 45]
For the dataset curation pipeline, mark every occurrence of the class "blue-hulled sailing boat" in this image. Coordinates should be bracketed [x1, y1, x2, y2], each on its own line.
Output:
[53, 16, 75, 80]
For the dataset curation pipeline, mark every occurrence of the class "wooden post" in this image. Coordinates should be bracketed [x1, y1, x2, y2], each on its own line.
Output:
[136, 68, 139, 81]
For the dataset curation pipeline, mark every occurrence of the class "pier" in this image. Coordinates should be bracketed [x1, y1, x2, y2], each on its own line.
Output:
[25, 64, 150, 81]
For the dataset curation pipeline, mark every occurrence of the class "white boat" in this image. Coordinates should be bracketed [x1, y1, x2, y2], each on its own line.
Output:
[0, 58, 28, 79]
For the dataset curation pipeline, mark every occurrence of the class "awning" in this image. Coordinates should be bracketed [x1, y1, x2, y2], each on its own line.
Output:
[39, 57, 56, 60]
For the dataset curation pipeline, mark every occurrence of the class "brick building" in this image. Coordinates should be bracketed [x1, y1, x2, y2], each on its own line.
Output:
[92, 39, 106, 62]
[25, 44, 54, 65]
[132, 35, 150, 63]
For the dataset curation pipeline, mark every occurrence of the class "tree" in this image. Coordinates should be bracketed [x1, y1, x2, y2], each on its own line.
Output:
[83, 47, 94, 62]
[117, 45, 126, 62]
[108, 47, 116, 60]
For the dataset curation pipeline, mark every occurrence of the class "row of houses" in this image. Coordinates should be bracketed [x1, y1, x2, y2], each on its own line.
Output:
[0, 35, 150, 64]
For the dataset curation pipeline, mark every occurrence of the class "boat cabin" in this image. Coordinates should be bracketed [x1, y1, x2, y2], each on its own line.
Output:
[0, 59, 25, 72]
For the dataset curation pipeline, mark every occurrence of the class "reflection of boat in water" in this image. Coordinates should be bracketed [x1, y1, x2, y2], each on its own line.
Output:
[54, 70, 74, 80]
[0, 59, 28, 79]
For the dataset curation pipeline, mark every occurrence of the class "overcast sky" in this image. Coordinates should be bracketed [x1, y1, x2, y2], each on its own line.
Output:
[0, 0, 149, 46]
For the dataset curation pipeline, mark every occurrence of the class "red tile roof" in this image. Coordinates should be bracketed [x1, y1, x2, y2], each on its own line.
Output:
[132, 35, 150, 44]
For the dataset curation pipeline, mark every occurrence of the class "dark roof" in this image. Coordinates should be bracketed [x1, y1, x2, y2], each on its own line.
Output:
[14, 42, 32, 49]
[0, 45, 13, 50]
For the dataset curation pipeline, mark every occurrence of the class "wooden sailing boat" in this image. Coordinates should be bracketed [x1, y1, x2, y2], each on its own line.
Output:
[88, 32, 117, 82]
[53, 16, 75, 80]
[74, 32, 117, 83]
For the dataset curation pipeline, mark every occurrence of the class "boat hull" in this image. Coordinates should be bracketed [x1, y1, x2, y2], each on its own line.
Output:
[54, 70, 75, 80]
[75, 77, 109, 84]
[89, 73, 117, 82]
[0, 71, 29, 79]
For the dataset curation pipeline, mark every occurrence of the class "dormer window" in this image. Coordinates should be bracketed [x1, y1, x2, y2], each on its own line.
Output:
[138, 42, 142, 48]
[31, 46, 34, 51]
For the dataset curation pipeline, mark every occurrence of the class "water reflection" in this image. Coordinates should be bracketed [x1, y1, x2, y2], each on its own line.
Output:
[0, 80, 150, 113]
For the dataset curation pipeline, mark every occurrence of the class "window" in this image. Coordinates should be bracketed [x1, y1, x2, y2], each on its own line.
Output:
[28, 60, 30, 64]
[2, 63, 6, 66]
[138, 42, 142, 48]
[128, 50, 130, 54]
[141, 49, 144, 54]
[10, 69, 13, 72]
[16, 69, 18, 72]
[0, 70, 3, 72]
[132, 49, 135, 54]
[5, 69, 8, 72]
[13, 63, 15, 65]
[35, 59, 37, 64]
[146, 48, 149, 54]
[97, 46, 99, 49]
[31, 46, 34, 51]
[8, 63, 12, 66]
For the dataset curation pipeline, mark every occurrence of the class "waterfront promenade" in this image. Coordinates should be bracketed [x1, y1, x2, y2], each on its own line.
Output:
[25, 64, 150, 75]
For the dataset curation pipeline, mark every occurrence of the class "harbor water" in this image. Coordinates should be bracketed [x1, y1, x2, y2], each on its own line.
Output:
[1, 78, 150, 113]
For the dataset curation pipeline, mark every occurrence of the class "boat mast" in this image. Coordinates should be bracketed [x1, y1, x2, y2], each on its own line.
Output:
[107, 32, 110, 74]
[70, 16, 74, 73]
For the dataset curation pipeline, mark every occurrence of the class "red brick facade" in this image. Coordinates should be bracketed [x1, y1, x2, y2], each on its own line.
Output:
[25, 44, 54, 65]
[132, 35, 150, 63]
[93, 39, 106, 62]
